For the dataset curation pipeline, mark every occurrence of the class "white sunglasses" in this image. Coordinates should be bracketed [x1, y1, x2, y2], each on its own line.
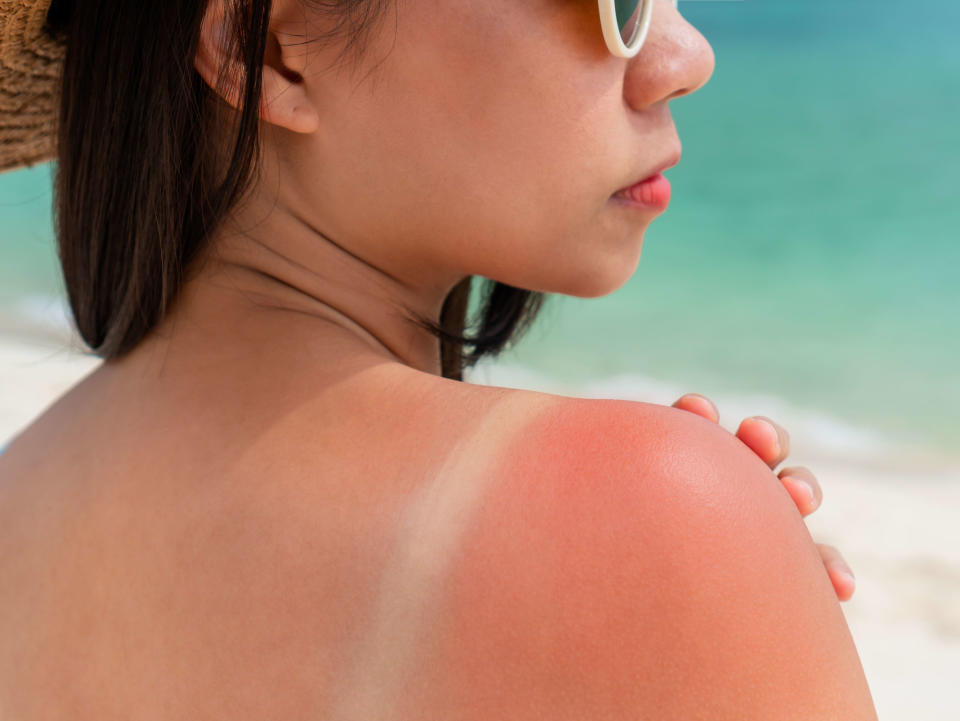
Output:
[598, 0, 679, 58]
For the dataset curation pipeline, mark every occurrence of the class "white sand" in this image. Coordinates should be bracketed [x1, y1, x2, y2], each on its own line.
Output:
[2, 332, 958, 718]
[0, 329, 101, 444]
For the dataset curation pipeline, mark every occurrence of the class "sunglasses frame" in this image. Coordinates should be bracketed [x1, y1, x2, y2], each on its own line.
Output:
[598, 0, 679, 58]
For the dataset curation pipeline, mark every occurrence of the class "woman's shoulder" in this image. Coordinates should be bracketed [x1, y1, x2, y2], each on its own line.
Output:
[397, 390, 878, 719]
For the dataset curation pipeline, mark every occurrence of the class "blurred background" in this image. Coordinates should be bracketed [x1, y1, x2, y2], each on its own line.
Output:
[2, 0, 957, 717]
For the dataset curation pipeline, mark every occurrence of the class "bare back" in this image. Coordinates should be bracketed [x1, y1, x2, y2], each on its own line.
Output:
[0, 358, 875, 720]
[0, 358, 555, 720]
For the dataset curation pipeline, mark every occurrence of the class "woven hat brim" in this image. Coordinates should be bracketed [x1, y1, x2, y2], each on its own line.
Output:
[0, 0, 66, 175]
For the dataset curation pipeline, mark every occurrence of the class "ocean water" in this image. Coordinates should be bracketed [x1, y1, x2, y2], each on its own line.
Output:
[1, 0, 958, 465]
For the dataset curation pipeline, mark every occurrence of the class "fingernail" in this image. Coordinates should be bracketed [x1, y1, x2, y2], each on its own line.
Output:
[786, 477, 816, 508]
[753, 418, 780, 455]
[692, 394, 716, 411]
[831, 563, 855, 581]
[840, 570, 856, 590]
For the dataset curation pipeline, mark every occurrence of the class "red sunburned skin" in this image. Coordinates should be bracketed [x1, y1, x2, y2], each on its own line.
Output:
[611, 172, 672, 211]
[399, 399, 848, 718]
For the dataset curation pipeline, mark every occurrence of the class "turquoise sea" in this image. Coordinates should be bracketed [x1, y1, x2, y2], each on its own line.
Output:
[2, 0, 958, 465]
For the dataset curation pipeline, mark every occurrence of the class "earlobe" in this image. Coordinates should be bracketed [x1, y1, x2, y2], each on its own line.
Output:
[260, 64, 321, 134]
[260, 20, 321, 134]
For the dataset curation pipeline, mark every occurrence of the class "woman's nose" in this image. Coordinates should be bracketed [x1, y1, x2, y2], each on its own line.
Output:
[622, 2, 716, 109]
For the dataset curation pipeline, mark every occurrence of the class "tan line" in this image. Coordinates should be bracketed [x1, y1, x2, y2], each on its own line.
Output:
[328, 390, 552, 721]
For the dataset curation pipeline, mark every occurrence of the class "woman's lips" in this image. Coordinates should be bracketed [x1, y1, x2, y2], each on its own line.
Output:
[610, 172, 672, 211]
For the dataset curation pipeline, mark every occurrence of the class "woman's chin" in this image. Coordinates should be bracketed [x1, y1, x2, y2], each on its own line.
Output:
[536, 257, 643, 299]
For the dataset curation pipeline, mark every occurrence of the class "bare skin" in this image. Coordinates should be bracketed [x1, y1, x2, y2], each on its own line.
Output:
[0, 378, 868, 719]
[0, 0, 872, 717]
[672, 393, 856, 600]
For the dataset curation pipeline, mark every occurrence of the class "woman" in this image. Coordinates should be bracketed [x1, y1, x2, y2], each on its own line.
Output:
[0, 0, 876, 718]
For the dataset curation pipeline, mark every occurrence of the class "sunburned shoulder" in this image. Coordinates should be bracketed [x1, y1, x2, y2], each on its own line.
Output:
[386, 394, 878, 720]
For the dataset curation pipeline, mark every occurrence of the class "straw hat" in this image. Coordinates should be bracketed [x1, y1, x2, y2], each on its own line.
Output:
[0, 0, 66, 175]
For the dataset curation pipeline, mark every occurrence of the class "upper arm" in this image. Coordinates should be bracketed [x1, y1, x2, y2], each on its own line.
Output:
[419, 397, 877, 720]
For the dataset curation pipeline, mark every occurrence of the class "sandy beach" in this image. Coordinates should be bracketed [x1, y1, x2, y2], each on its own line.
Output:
[1, 329, 957, 719]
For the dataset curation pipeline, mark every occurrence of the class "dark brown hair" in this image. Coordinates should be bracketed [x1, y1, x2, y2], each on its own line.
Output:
[46, 0, 547, 380]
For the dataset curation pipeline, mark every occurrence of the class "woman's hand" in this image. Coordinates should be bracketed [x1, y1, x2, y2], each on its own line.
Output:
[671, 393, 856, 602]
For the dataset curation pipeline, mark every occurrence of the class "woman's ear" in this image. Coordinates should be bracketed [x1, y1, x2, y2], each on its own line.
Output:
[194, 8, 320, 135]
